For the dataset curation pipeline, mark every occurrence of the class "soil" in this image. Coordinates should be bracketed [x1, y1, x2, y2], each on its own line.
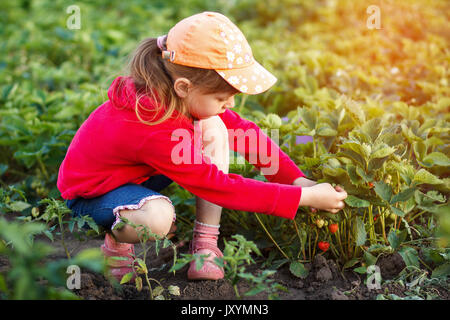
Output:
[1, 225, 448, 301]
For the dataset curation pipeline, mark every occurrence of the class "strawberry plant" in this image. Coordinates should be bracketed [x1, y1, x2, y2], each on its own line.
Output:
[231, 94, 448, 280]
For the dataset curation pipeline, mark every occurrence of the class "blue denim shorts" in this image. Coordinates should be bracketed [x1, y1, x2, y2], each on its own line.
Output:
[66, 175, 175, 230]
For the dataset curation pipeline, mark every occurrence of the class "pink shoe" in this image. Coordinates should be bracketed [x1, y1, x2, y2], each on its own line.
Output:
[100, 233, 136, 282]
[187, 239, 224, 280]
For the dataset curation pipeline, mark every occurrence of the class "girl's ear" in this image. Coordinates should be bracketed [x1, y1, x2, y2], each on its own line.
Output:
[173, 78, 192, 98]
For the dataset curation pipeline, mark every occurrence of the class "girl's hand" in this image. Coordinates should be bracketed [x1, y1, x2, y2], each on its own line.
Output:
[334, 185, 346, 194]
[299, 183, 347, 214]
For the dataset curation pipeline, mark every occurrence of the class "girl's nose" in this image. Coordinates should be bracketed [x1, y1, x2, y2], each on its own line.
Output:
[226, 97, 235, 108]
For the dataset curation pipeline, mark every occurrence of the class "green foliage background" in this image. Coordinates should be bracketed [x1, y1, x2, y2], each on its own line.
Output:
[0, 0, 449, 299]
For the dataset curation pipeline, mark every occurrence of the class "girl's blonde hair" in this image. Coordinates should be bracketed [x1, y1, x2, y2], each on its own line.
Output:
[124, 37, 239, 125]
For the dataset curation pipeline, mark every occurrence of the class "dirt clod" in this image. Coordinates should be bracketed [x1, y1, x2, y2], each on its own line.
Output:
[376, 252, 406, 280]
[316, 266, 333, 282]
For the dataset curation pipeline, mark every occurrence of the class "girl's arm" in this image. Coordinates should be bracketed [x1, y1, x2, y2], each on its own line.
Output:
[293, 176, 318, 212]
[218, 109, 305, 185]
[292, 176, 317, 187]
[137, 128, 303, 220]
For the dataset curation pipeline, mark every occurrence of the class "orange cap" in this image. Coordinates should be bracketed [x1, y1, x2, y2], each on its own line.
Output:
[162, 11, 277, 95]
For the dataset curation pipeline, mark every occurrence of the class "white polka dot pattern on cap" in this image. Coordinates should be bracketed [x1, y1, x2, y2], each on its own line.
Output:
[228, 76, 239, 85]
[218, 23, 253, 70]
[227, 51, 235, 62]
[217, 60, 277, 95]
[213, 14, 277, 94]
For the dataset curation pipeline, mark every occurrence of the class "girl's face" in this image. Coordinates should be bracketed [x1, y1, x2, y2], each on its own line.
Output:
[186, 88, 236, 120]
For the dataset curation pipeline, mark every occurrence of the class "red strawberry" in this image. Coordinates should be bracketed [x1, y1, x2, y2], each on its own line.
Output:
[368, 182, 374, 188]
[318, 241, 330, 252]
[329, 223, 338, 234]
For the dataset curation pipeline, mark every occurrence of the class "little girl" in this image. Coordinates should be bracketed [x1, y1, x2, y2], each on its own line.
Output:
[57, 12, 347, 282]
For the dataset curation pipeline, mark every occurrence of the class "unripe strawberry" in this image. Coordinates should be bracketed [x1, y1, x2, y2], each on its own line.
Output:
[31, 207, 40, 218]
[316, 219, 324, 228]
[384, 174, 392, 184]
[36, 187, 47, 197]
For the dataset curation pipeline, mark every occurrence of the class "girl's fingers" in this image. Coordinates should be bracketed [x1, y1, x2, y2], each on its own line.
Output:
[336, 186, 348, 199]
[327, 205, 344, 214]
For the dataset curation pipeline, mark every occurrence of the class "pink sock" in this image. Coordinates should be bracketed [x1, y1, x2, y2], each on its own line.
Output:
[192, 220, 220, 248]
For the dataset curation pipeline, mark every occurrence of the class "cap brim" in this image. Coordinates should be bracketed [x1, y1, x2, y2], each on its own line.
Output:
[215, 60, 277, 95]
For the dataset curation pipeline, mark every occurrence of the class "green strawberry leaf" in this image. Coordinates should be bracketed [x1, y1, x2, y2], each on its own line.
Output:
[413, 169, 443, 185]
[345, 195, 370, 208]
[373, 181, 393, 202]
[289, 261, 309, 279]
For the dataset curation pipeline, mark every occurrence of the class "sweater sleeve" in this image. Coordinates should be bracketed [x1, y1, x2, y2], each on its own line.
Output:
[218, 109, 306, 184]
[136, 128, 302, 220]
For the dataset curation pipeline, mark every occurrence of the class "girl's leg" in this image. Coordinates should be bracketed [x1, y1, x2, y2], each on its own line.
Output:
[195, 115, 230, 225]
[106, 197, 174, 283]
[102, 197, 175, 281]
[68, 182, 175, 282]
[188, 116, 230, 280]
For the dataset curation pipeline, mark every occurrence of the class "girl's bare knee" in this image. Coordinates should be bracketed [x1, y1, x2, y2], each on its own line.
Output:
[115, 197, 175, 241]
[140, 198, 175, 238]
